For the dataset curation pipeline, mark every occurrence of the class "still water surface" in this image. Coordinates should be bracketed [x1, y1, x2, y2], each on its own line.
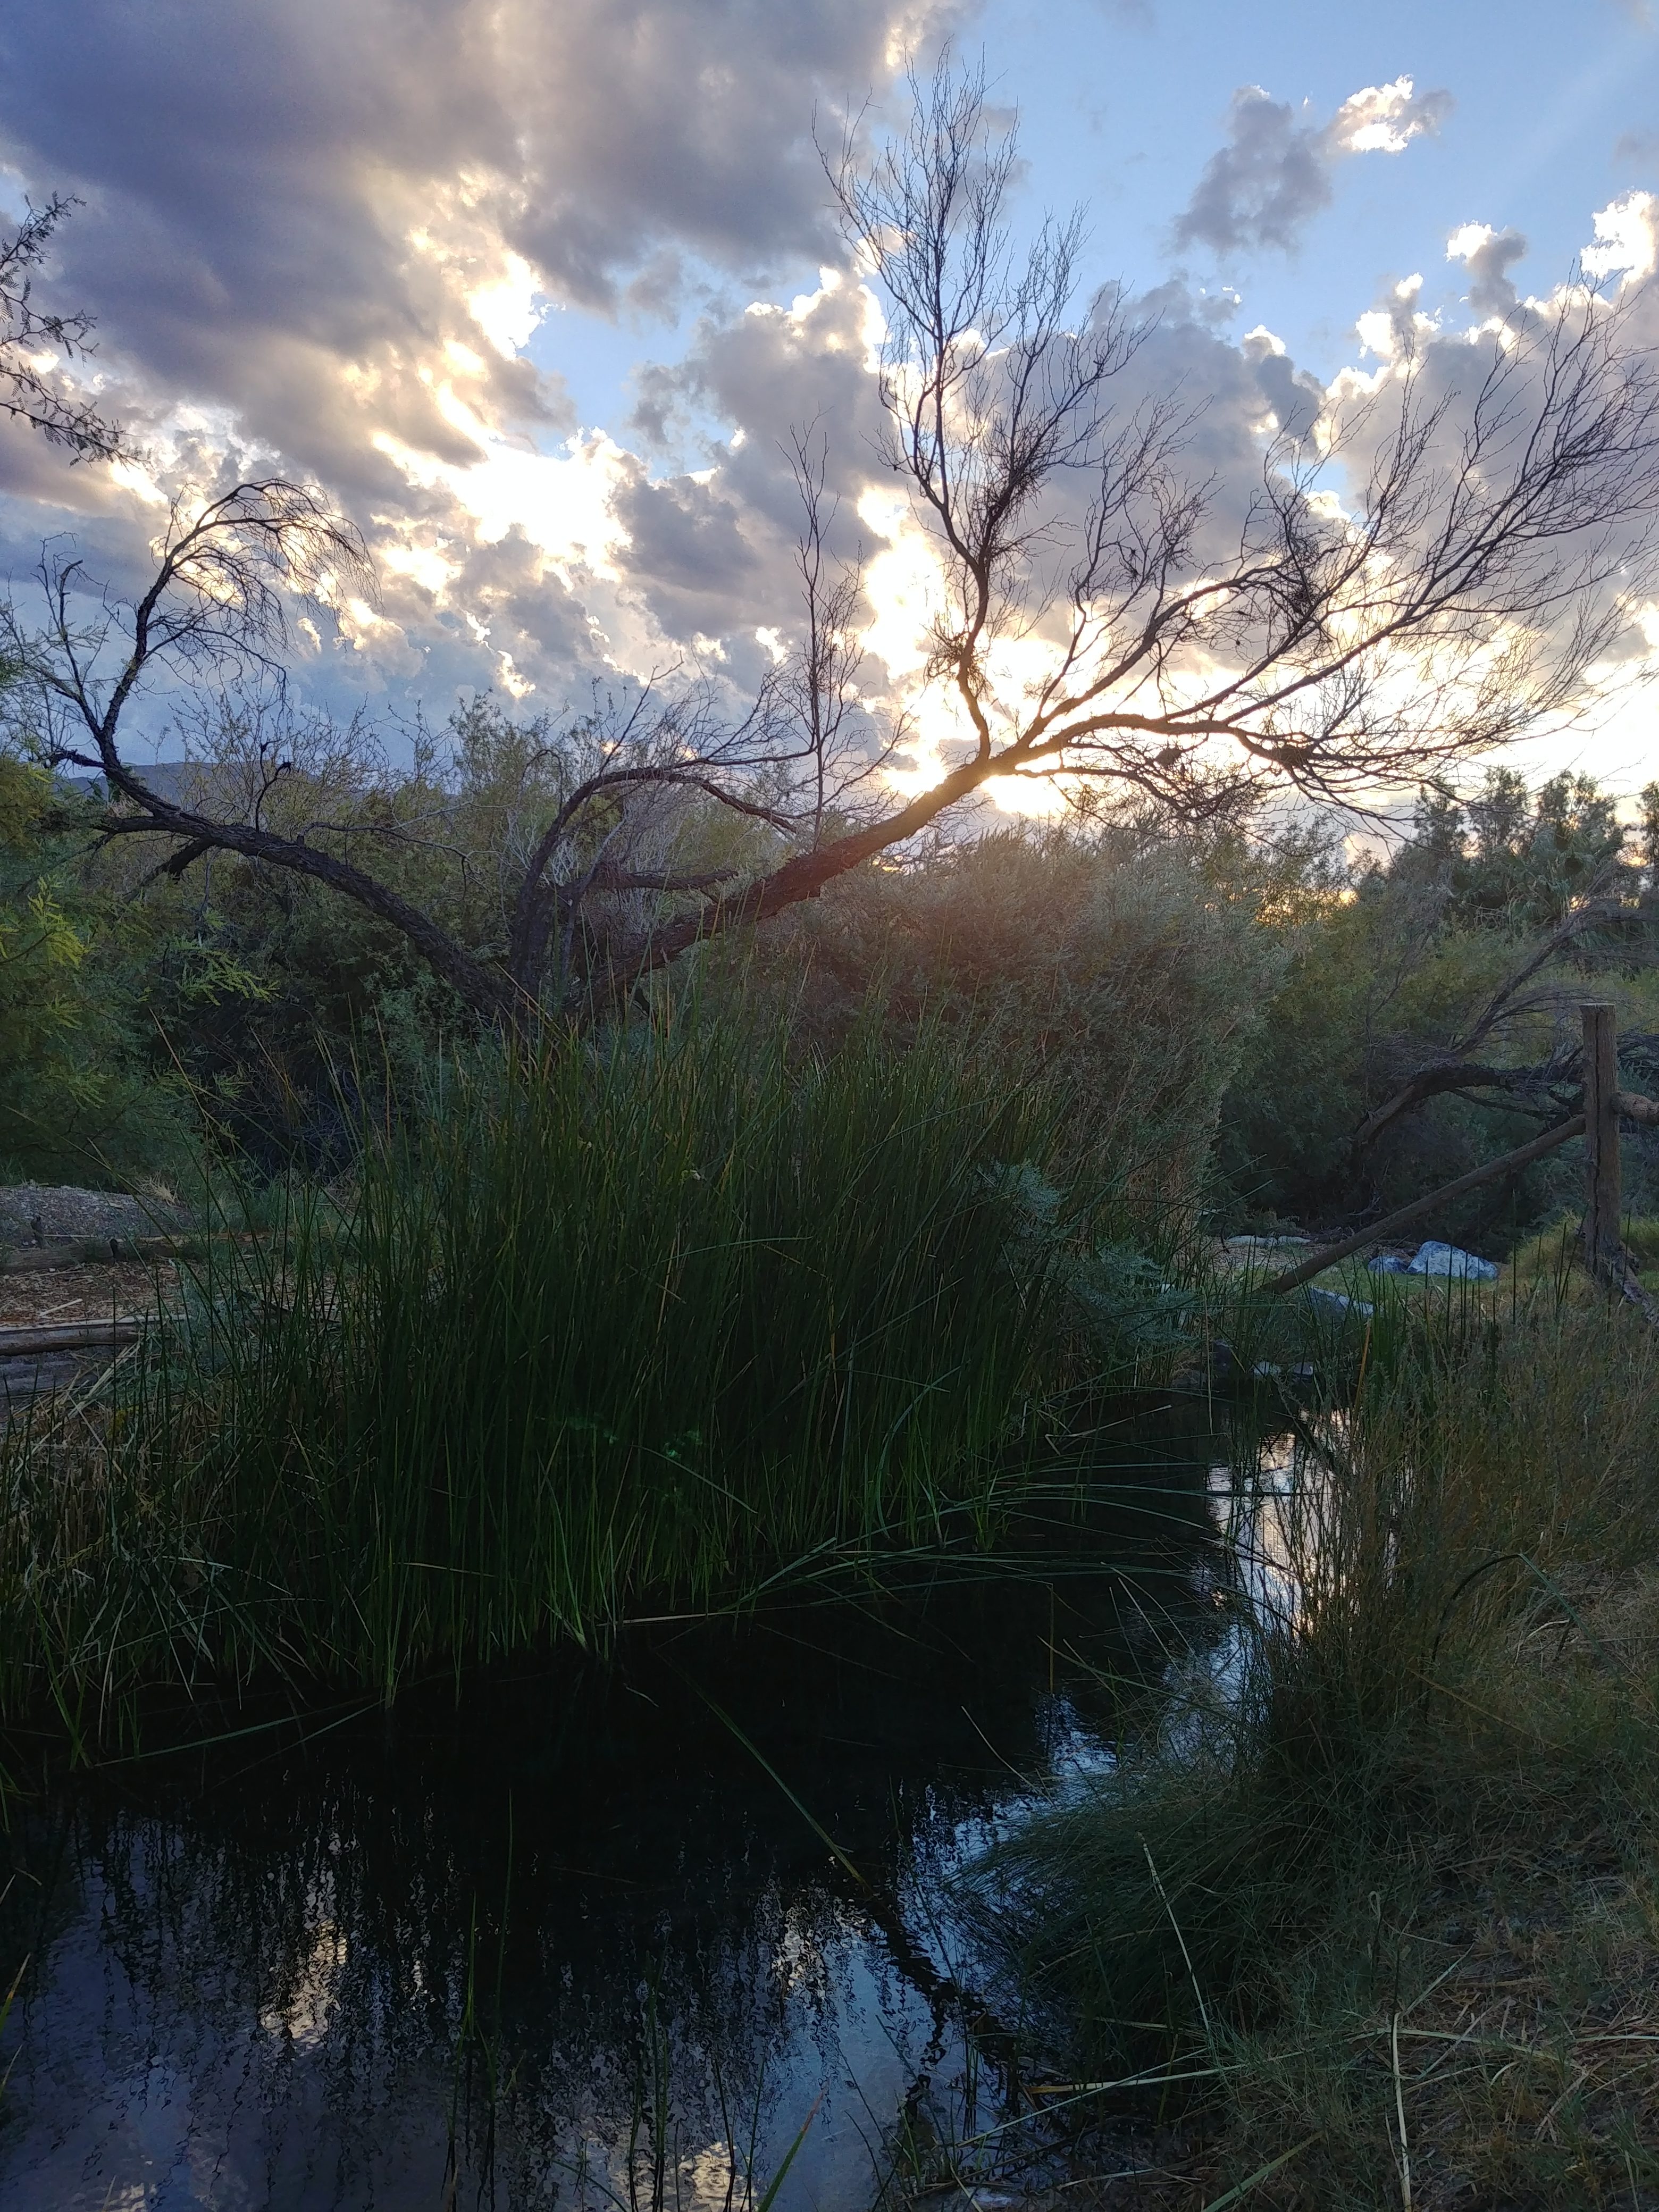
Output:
[0, 1405, 1278, 2210]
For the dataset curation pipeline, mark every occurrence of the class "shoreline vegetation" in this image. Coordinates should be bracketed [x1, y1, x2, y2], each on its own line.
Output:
[6, 799, 1659, 2206]
[926, 1292, 1659, 2211]
[0, 1015, 1085, 1739]
[9, 1161, 1659, 2207]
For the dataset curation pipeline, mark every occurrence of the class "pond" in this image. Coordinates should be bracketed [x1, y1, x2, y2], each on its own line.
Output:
[0, 1402, 1282, 2211]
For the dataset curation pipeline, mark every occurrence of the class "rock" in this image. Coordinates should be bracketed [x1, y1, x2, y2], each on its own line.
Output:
[1406, 1239, 1499, 1283]
[0, 1184, 190, 1255]
[1304, 1285, 1373, 1320]
[1368, 1253, 1410, 1275]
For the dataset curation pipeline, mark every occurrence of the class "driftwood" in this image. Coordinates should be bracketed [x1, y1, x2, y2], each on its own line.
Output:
[1, 1236, 177, 1274]
[0, 1231, 254, 1275]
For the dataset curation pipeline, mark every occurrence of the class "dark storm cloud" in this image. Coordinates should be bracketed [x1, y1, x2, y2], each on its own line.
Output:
[637, 274, 890, 530]
[1173, 78, 1451, 259]
[604, 272, 894, 660]
[612, 469, 757, 598]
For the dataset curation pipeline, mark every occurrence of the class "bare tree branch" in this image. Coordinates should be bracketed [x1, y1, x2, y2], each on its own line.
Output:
[13, 61, 1659, 1027]
[0, 198, 124, 461]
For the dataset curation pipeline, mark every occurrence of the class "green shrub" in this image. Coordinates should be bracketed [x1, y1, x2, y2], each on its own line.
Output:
[0, 759, 191, 1186]
[701, 828, 1285, 1228]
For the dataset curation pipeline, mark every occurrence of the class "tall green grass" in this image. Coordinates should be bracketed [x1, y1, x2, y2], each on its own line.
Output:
[958, 1291, 1659, 2206]
[0, 1013, 1082, 1736]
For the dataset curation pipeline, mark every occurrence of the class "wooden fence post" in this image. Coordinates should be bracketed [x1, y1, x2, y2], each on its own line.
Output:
[1581, 1001, 1622, 1280]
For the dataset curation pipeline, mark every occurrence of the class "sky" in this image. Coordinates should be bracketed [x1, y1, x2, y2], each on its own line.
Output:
[1, 0, 1657, 805]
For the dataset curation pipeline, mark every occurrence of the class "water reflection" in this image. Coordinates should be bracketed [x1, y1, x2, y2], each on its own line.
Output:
[0, 1411, 1234, 2211]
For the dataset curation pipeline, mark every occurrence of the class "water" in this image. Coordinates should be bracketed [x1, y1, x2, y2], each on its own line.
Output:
[0, 1407, 1250, 2211]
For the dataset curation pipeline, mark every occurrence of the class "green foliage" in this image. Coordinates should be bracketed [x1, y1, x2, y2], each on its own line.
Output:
[1213, 767, 1659, 1241]
[1214, 883, 1545, 1229]
[0, 757, 190, 1186]
[704, 827, 1286, 1227]
[1388, 767, 1636, 928]
[12, 694, 1659, 1275]
[87, 723, 477, 1164]
[77, 697, 789, 1169]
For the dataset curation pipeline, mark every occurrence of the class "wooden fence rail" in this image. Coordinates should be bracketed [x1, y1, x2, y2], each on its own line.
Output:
[1266, 1002, 1659, 1303]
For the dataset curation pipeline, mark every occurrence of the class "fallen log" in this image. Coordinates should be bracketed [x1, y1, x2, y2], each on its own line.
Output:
[0, 1230, 255, 1275]
[0, 1241, 143, 1273]
[1264, 1115, 1587, 1295]
[0, 1318, 144, 1358]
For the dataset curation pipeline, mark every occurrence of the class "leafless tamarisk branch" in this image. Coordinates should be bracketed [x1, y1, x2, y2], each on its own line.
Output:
[7, 482, 849, 1023]
[577, 60, 1659, 1001]
[781, 425, 896, 849]
[15, 58, 1659, 1023]
[1354, 895, 1637, 1149]
[0, 199, 124, 460]
[10, 483, 523, 1019]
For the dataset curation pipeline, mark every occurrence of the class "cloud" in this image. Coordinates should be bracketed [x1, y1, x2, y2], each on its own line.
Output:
[0, 0, 966, 716]
[1327, 79, 1451, 157]
[1320, 208, 1659, 786]
[4, 4, 1643, 815]
[1581, 190, 1659, 281]
[0, 0, 954, 497]
[1172, 76, 1452, 258]
[633, 273, 1331, 712]
[1447, 222, 1529, 319]
[1355, 272, 1436, 361]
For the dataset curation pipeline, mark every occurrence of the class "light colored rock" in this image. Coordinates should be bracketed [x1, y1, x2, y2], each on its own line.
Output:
[1406, 1239, 1499, 1282]
[0, 1183, 191, 1252]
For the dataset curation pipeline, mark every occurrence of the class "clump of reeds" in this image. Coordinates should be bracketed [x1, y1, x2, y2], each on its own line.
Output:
[960, 1290, 1659, 2207]
[0, 1010, 1090, 1738]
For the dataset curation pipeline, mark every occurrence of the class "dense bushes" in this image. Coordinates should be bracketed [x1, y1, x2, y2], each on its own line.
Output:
[6, 684, 1659, 1263]
[0, 759, 192, 1186]
[703, 826, 1287, 1225]
[1214, 772, 1659, 1239]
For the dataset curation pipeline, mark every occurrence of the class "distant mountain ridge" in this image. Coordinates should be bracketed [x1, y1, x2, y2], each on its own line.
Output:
[57, 762, 196, 805]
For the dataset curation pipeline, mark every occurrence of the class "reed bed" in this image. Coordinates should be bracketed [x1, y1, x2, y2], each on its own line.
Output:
[0, 1015, 1078, 1742]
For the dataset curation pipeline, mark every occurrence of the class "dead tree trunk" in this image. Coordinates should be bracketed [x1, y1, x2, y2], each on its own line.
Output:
[1269, 1001, 1659, 1310]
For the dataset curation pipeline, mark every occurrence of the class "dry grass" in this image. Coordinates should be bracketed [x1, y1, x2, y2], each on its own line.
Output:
[0, 1258, 180, 1329]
